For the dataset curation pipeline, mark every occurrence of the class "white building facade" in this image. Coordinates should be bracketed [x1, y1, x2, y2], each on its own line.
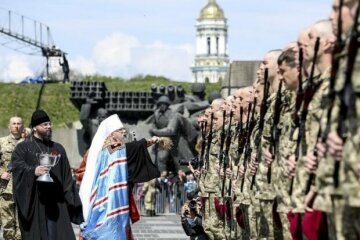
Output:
[191, 0, 229, 83]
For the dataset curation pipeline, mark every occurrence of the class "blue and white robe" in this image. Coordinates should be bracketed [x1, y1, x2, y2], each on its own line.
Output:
[82, 146, 130, 240]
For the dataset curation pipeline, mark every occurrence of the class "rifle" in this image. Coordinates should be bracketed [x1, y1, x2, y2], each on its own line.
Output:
[198, 121, 208, 179]
[267, 79, 283, 184]
[218, 111, 227, 170]
[250, 68, 270, 190]
[203, 113, 214, 178]
[289, 37, 321, 195]
[221, 111, 233, 233]
[236, 104, 251, 181]
[333, 3, 360, 188]
[291, 48, 304, 133]
[222, 111, 233, 198]
[229, 107, 244, 196]
[241, 98, 257, 192]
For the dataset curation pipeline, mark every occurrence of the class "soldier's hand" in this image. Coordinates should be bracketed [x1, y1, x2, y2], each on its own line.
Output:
[286, 155, 297, 177]
[35, 166, 49, 176]
[225, 168, 232, 178]
[0, 172, 11, 180]
[249, 161, 258, 175]
[315, 141, 326, 159]
[327, 131, 343, 161]
[238, 165, 245, 178]
[304, 190, 316, 212]
[263, 148, 273, 167]
[304, 152, 318, 174]
[219, 168, 225, 179]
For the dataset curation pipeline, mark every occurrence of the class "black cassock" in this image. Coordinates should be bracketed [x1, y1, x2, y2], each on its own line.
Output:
[126, 138, 160, 184]
[11, 137, 83, 240]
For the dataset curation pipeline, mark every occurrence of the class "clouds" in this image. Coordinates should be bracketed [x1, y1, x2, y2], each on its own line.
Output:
[0, 0, 332, 82]
[0, 32, 195, 82]
[0, 55, 34, 83]
[71, 32, 194, 81]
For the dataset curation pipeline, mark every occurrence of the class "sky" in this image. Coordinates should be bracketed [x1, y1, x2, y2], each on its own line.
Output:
[0, 0, 332, 83]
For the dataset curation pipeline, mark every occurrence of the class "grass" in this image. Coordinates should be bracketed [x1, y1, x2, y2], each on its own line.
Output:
[0, 75, 221, 128]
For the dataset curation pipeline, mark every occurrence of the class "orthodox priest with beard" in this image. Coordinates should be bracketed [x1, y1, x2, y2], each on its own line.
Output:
[11, 109, 83, 239]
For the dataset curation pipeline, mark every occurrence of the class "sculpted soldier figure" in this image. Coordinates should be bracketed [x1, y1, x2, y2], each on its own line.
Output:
[80, 93, 108, 148]
[150, 95, 183, 176]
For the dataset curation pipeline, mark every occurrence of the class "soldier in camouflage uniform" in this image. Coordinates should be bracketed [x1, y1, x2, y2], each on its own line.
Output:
[287, 19, 333, 239]
[198, 98, 226, 240]
[0, 117, 24, 240]
[253, 49, 282, 240]
[313, 1, 360, 239]
[227, 87, 256, 240]
[274, 48, 299, 240]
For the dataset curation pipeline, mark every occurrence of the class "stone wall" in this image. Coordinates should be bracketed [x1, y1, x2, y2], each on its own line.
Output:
[221, 60, 261, 97]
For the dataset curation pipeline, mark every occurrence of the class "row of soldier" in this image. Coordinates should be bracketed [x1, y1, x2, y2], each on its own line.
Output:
[191, 0, 360, 239]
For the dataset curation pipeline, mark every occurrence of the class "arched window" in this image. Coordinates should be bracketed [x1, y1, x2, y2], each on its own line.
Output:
[207, 37, 211, 55]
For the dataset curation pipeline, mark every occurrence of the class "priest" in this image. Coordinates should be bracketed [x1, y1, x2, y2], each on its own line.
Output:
[80, 114, 160, 240]
[11, 109, 84, 239]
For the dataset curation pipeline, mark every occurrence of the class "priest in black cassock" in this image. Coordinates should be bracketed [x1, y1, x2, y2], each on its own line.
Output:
[11, 110, 83, 240]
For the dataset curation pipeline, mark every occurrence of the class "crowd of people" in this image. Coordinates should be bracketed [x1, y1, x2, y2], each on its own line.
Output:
[182, 0, 360, 239]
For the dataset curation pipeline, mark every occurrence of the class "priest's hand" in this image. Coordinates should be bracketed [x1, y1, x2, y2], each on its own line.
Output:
[147, 136, 160, 146]
[35, 166, 50, 176]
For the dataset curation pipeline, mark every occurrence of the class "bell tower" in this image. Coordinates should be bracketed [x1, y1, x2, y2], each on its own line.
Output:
[191, 0, 229, 83]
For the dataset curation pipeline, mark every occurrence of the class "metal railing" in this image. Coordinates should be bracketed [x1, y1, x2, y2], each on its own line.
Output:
[133, 180, 187, 215]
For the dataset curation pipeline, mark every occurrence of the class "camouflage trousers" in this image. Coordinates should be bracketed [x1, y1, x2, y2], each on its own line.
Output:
[327, 195, 346, 240]
[239, 203, 257, 240]
[257, 199, 276, 240]
[275, 195, 292, 240]
[0, 193, 21, 240]
[202, 193, 226, 240]
[342, 206, 360, 239]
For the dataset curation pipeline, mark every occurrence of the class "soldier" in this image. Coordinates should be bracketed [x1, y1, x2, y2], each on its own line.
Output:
[313, 0, 360, 238]
[253, 49, 282, 240]
[200, 109, 225, 240]
[150, 95, 183, 176]
[0, 116, 24, 240]
[274, 47, 299, 239]
[80, 94, 108, 148]
[143, 178, 157, 216]
[286, 19, 334, 239]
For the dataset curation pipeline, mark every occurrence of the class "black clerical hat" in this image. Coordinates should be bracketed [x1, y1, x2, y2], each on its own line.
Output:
[31, 109, 51, 127]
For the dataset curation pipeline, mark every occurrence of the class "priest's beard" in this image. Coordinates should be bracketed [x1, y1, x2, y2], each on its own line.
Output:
[41, 130, 52, 142]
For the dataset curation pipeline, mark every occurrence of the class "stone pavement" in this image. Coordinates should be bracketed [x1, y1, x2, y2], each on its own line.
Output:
[132, 214, 188, 240]
[73, 213, 188, 240]
[0, 214, 188, 240]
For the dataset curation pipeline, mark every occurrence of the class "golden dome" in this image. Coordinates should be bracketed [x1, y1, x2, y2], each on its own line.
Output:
[199, 0, 225, 20]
